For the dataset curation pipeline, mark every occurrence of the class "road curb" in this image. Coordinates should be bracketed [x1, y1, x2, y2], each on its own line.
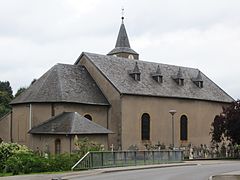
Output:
[61, 163, 198, 179]
[210, 174, 240, 180]
[102, 163, 198, 173]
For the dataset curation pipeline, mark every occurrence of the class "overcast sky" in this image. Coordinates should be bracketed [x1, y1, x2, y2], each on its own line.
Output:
[0, 0, 239, 99]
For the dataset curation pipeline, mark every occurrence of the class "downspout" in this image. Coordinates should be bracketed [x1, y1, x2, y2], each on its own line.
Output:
[69, 135, 72, 153]
[107, 107, 109, 129]
[10, 111, 13, 142]
[29, 104, 32, 130]
[107, 109, 109, 149]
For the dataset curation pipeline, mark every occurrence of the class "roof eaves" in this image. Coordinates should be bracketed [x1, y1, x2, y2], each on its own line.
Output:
[121, 92, 233, 104]
[29, 132, 112, 135]
[198, 71, 235, 102]
[10, 100, 110, 106]
[28, 112, 65, 134]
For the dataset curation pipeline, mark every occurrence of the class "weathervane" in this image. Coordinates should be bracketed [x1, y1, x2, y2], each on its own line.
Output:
[121, 7, 124, 22]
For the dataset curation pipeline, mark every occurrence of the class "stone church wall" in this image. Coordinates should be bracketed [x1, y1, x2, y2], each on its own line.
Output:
[121, 95, 228, 150]
[53, 103, 108, 128]
[11, 102, 109, 152]
[0, 112, 11, 142]
[31, 134, 108, 154]
[12, 104, 29, 146]
[79, 56, 122, 150]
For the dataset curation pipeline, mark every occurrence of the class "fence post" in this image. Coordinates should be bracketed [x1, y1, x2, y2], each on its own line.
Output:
[134, 151, 137, 165]
[124, 151, 127, 165]
[113, 152, 116, 166]
[168, 151, 170, 162]
[152, 151, 155, 164]
[144, 151, 146, 165]
[101, 152, 104, 167]
[91, 152, 93, 168]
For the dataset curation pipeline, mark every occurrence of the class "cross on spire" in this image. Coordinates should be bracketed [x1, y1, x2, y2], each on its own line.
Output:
[121, 7, 124, 23]
[107, 9, 139, 59]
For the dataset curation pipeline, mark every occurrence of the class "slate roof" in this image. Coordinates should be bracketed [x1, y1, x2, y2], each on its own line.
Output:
[81, 52, 234, 103]
[108, 22, 138, 56]
[11, 64, 109, 105]
[29, 112, 113, 135]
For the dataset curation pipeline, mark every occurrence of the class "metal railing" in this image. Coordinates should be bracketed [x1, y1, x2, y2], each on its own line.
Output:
[71, 150, 183, 170]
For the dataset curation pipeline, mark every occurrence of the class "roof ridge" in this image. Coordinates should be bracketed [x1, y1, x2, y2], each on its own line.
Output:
[84, 52, 234, 103]
[56, 65, 64, 100]
[115, 23, 131, 48]
[70, 112, 77, 134]
[86, 52, 199, 70]
[29, 65, 58, 101]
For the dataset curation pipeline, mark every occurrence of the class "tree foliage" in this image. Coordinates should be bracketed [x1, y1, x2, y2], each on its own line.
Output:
[0, 81, 13, 99]
[0, 81, 13, 118]
[0, 142, 80, 175]
[0, 142, 31, 172]
[211, 100, 240, 144]
[14, 87, 26, 98]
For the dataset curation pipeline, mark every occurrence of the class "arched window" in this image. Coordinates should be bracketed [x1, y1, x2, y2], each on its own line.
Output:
[180, 115, 188, 141]
[141, 113, 150, 140]
[55, 139, 61, 154]
[84, 114, 92, 121]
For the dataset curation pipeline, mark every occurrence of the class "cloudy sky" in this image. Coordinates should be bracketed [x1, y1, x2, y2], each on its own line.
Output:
[0, 0, 239, 99]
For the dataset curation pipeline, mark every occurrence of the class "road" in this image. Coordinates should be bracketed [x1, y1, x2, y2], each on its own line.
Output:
[70, 161, 240, 180]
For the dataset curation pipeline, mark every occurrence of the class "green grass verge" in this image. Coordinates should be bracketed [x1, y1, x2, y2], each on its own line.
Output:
[0, 171, 72, 177]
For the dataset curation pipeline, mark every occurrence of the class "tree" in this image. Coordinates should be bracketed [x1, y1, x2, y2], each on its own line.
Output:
[0, 81, 13, 118]
[0, 81, 13, 99]
[15, 87, 27, 97]
[210, 100, 240, 144]
[210, 115, 225, 143]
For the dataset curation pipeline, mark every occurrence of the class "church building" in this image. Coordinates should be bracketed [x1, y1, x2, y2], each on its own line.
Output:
[0, 16, 233, 154]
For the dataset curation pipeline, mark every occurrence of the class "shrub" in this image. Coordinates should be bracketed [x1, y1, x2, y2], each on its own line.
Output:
[5, 151, 50, 175]
[74, 137, 103, 156]
[0, 142, 90, 175]
[0, 142, 32, 172]
[47, 153, 80, 172]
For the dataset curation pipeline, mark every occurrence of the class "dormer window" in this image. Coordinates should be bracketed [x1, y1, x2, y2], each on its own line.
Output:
[172, 68, 184, 86]
[197, 81, 203, 88]
[133, 73, 140, 81]
[178, 78, 184, 86]
[152, 65, 163, 83]
[192, 71, 203, 88]
[129, 62, 141, 81]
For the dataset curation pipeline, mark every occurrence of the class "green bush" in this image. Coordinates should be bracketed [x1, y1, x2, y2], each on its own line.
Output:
[5, 152, 80, 174]
[5, 151, 49, 175]
[0, 142, 93, 175]
[47, 153, 80, 172]
[0, 142, 32, 172]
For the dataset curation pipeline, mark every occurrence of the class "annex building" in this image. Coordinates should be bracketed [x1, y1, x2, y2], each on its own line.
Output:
[0, 17, 233, 154]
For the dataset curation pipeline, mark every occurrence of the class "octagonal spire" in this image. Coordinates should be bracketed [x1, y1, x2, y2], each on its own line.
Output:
[107, 15, 139, 60]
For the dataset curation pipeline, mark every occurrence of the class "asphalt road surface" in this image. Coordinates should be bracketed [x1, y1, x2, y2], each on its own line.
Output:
[71, 162, 240, 180]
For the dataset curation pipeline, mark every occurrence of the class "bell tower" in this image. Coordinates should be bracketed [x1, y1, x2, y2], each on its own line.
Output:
[107, 10, 139, 60]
